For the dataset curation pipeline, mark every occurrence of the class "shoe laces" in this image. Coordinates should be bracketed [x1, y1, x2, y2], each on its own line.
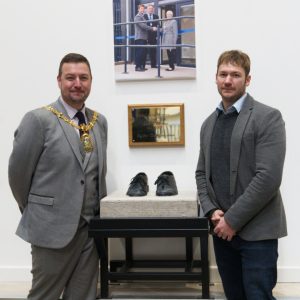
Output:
[130, 174, 147, 188]
[154, 175, 169, 186]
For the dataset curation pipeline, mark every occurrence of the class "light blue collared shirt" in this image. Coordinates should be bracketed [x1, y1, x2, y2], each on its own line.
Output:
[216, 93, 247, 115]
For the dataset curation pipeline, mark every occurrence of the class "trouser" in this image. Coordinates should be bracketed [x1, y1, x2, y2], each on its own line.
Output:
[167, 49, 176, 69]
[213, 235, 278, 300]
[135, 39, 147, 69]
[28, 219, 99, 300]
[148, 39, 157, 67]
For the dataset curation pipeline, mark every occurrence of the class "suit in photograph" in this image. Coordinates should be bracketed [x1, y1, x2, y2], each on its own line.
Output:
[134, 12, 154, 70]
[162, 19, 178, 70]
[144, 13, 159, 67]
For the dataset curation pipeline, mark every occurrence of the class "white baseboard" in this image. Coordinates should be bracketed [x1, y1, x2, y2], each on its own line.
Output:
[0, 265, 299, 283]
[0, 266, 31, 282]
[210, 265, 300, 283]
[210, 266, 222, 283]
[277, 266, 300, 282]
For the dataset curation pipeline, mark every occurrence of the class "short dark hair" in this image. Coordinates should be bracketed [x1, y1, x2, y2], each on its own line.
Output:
[217, 50, 251, 77]
[58, 53, 92, 77]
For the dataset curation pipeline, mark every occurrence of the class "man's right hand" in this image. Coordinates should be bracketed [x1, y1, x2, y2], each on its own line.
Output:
[211, 209, 224, 226]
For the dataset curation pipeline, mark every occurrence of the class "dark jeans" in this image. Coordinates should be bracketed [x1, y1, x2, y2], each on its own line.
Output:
[135, 39, 147, 69]
[167, 49, 176, 69]
[213, 235, 278, 300]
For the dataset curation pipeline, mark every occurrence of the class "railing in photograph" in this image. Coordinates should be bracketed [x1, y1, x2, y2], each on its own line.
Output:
[114, 16, 195, 78]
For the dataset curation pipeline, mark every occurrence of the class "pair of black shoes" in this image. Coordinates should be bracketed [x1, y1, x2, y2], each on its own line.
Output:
[126, 171, 178, 197]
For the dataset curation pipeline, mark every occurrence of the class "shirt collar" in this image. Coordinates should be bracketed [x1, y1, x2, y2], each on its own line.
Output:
[59, 97, 86, 120]
[216, 93, 247, 115]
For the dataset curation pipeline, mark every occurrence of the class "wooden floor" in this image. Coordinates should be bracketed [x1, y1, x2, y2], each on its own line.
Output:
[0, 281, 299, 299]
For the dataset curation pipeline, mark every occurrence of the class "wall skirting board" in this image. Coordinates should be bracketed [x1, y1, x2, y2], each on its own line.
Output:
[0, 267, 31, 282]
[0, 266, 299, 283]
[210, 266, 300, 283]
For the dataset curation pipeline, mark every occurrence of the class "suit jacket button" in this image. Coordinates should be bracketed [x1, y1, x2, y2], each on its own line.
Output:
[80, 180, 85, 185]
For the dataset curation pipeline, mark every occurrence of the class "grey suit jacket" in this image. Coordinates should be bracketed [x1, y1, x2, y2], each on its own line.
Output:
[195, 94, 287, 241]
[162, 19, 178, 50]
[9, 99, 107, 248]
[134, 13, 153, 40]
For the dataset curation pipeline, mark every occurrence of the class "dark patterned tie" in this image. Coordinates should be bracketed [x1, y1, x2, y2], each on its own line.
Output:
[75, 111, 86, 136]
[75, 111, 86, 159]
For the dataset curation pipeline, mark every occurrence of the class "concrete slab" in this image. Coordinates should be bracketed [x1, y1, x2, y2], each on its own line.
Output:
[100, 191, 198, 218]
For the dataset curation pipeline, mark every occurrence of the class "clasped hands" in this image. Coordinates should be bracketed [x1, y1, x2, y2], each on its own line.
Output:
[152, 27, 157, 31]
[211, 209, 236, 241]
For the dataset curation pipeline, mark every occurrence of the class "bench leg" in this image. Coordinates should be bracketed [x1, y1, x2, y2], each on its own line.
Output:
[94, 237, 109, 298]
[200, 235, 210, 299]
[185, 237, 193, 271]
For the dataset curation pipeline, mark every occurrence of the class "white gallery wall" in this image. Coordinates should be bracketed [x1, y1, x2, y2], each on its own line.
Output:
[0, 0, 299, 283]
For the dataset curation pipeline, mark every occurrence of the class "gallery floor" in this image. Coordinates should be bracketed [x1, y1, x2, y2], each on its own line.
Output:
[0, 281, 299, 299]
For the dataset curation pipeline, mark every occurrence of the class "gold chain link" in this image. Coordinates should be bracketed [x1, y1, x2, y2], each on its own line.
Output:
[44, 105, 98, 133]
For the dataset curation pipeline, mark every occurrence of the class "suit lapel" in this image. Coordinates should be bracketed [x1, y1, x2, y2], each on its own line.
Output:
[52, 100, 84, 168]
[230, 95, 254, 195]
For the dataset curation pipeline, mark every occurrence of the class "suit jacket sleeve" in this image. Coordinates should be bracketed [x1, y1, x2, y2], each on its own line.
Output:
[8, 111, 44, 211]
[225, 109, 286, 231]
[195, 121, 218, 216]
[135, 15, 153, 32]
[99, 114, 108, 199]
[172, 20, 178, 44]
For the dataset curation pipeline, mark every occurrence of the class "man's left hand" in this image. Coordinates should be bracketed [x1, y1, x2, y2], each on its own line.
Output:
[214, 217, 236, 241]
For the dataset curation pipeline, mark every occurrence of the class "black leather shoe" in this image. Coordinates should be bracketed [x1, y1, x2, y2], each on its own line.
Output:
[135, 67, 145, 72]
[155, 171, 178, 196]
[126, 172, 149, 196]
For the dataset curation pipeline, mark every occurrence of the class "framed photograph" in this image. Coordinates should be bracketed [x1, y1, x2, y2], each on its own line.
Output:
[113, 0, 196, 82]
[128, 103, 185, 147]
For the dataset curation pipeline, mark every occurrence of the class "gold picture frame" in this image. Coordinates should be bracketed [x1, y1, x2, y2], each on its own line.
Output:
[128, 103, 185, 147]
